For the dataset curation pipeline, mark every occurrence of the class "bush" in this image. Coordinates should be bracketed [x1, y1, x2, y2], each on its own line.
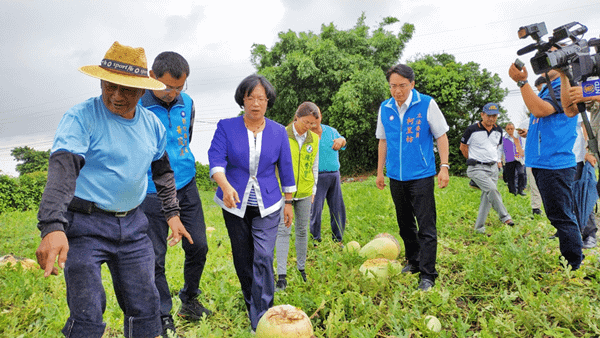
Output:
[0, 172, 47, 214]
[195, 162, 217, 192]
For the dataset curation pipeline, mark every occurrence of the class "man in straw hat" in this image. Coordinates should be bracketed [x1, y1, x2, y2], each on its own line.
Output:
[35, 41, 192, 338]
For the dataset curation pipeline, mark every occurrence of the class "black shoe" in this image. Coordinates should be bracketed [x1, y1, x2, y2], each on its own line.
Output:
[504, 219, 515, 226]
[549, 232, 558, 240]
[161, 316, 179, 338]
[418, 278, 435, 291]
[275, 276, 287, 292]
[519, 191, 527, 196]
[532, 208, 542, 215]
[401, 263, 419, 274]
[299, 269, 307, 282]
[177, 298, 212, 321]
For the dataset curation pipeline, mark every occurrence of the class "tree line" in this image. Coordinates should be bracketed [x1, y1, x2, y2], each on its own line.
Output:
[5, 14, 509, 180]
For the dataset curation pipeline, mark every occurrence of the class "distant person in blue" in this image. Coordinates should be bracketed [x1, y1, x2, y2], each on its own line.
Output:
[309, 109, 347, 245]
[375, 64, 450, 292]
[35, 42, 192, 338]
[509, 61, 582, 270]
[139, 51, 211, 338]
[208, 74, 296, 332]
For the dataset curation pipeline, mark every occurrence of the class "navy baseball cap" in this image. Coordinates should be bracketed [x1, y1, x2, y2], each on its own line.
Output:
[483, 103, 500, 115]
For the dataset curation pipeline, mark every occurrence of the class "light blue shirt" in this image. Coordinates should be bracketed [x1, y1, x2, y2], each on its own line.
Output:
[52, 96, 167, 211]
[318, 124, 345, 172]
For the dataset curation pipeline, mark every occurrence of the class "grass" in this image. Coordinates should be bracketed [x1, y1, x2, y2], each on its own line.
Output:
[1, 175, 600, 337]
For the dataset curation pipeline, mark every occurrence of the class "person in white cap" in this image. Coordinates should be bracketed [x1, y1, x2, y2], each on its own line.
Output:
[35, 41, 192, 338]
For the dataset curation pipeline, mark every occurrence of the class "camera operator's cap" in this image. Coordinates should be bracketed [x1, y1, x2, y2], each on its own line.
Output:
[78, 41, 166, 90]
[483, 103, 500, 115]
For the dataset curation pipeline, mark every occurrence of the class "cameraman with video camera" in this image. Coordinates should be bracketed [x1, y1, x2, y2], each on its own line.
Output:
[509, 50, 583, 270]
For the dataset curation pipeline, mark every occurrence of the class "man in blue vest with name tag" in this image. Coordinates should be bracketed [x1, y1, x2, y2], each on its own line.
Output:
[140, 52, 212, 338]
[375, 64, 450, 292]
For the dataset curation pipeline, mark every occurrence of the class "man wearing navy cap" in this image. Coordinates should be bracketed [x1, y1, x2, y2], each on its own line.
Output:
[460, 103, 514, 235]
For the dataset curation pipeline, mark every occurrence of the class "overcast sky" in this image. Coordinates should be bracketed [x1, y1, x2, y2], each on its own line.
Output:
[1, 0, 599, 176]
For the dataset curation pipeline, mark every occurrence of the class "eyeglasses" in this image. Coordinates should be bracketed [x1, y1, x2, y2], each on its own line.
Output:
[243, 96, 269, 105]
[102, 82, 141, 97]
[159, 82, 187, 93]
[389, 83, 411, 90]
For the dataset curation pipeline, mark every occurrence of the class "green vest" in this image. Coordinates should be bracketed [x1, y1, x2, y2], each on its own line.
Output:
[286, 125, 319, 199]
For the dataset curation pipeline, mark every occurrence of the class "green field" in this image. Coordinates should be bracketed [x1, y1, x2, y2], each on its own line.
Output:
[1, 176, 599, 337]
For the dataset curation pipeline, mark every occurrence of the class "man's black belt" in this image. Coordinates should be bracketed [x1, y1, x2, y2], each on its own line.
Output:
[68, 196, 138, 217]
[319, 170, 339, 173]
[467, 159, 496, 166]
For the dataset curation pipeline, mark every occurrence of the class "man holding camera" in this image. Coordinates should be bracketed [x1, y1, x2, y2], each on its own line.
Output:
[508, 63, 583, 270]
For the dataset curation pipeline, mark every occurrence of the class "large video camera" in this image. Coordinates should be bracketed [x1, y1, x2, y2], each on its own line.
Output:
[517, 21, 600, 83]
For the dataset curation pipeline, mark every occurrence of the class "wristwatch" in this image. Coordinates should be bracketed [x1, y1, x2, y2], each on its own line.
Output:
[517, 80, 528, 88]
[440, 164, 450, 169]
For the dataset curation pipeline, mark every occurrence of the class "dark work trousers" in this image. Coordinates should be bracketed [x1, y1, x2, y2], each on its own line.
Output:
[310, 171, 346, 242]
[505, 160, 525, 194]
[141, 178, 208, 317]
[533, 167, 584, 269]
[62, 208, 161, 338]
[389, 176, 438, 281]
[574, 161, 598, 240]
[222, 207, 279, 331]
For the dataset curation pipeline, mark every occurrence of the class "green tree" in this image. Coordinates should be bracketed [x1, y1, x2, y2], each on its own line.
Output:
[251, 14, 415, 175]
[11, 146, 50, 176]
[407, 54, 509, 175]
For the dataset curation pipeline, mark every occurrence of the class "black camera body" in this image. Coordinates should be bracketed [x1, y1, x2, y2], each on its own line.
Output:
[517, 22, 600, 83]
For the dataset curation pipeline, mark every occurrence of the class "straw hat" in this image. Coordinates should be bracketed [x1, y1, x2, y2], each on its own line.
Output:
[79, 41, 166, 90]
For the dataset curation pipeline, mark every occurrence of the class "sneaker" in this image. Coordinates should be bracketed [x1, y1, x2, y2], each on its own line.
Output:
[418, 278, 435, 291]
[161, 316, 178, 338]
[177, 298, 212, 321]
[532, 208, 542, 215]
[583, 236, 597, 249]
[298, 269, 307, 282]
[504, 219, 515, 226]
[469, 179, 480, 190]
[401, 263, 419, 274]
[275, 276, 287, 292]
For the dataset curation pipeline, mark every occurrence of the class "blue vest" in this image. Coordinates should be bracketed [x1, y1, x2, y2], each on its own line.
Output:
[141, 92, 197, 193]
[380, 89, 436, 181]
[525, 78, 577, 169]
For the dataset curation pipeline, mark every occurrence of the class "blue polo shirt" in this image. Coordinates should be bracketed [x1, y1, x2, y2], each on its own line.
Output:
[318, 124, 345, 172]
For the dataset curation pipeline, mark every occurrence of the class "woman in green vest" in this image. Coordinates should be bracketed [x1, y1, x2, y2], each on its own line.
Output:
[275, 102, 320, 291]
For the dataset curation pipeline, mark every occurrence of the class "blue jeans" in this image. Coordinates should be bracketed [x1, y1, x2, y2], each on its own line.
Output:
[276, 197, 311, 275]
[62, 209, 161, 338]
[310, 171, 346, 242]
[142, 178, 208, 317]
[533, 167, 584, 269]
[389, 176, 438, 281]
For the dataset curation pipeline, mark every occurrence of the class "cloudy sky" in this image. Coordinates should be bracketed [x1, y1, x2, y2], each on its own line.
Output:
[1, 0, 599, 176]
